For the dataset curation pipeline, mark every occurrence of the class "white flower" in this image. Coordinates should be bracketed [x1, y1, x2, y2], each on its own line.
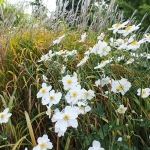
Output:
[108, 20, 129, 34]
[95, 77, 110, 87]
[54, 127, 65, 137]
[117, 137, 123, 142]
[94, 60, 112, 69]
[0, 108, 12, 124]
[62, 75, 78, 90]
[38, 54, 49, 62]
[98, 43, 111, 57]
[42, 90, 62, 106]
[79, 32, 87, 42]
[111, 78, 131, 95]
[88, 140, 105, 150]
[33, 134, 53, 150]
[137, 88, 150, 98]
[126, 58, 134, 64]
[77, 102, 91, 114]
[127, 40, 144, 50]
[118, 23, 141, 36]
[51, 106, 78, 134]
[37, 83, 52, 100]
[77, 55, 89, 67]
[117, 104, 127, 114]
[81, 89, 95, 100]
[97, 33, 105, 41]
[53, 34, 65, 45]
[65, 85, 82, 104]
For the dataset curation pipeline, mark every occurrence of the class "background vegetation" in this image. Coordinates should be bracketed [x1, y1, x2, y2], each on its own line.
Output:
[0, 0, 150, 150]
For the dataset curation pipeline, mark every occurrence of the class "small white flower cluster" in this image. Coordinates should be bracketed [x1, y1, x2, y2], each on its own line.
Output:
[37, 72, 95, 137]
[38, 49, 77, 62]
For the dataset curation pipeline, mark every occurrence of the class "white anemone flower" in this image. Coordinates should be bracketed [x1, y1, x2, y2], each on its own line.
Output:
[118, 23, 141, 36]
[108, 20, 129, 34]
[37, 83, 52, 100]
[62, 75, 78, 90]
[117, 104, 127, 114]
[77, 102, 91, 114]
[79, 32, 87, 42]
[54, 127, 65, 137]
[98, 42, 111, 57]
[38, 54, 49, 62]
[127, 39, 144, 50]
[137, 88, 150, 98]
[33, 134, 53, 150]
[0, 108, 12, 123]
[65, 85, 82, 104]
[94, 60, 112, 69]
[88, 140, 105, 150]
[97, 33, 105, 41]
[53, 34, 65, 45]
[81, 89, 95, 100]
[51, 106, 78, 133]
[95, 77, 110, 87]
[42, 90, 62, 106]
[126, 58, 134, 64]
[111, 78, 131, 95]
[77, 55, 89, 67]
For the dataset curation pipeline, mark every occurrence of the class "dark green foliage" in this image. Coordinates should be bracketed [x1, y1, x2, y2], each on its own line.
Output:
[116, 0, 150, 30]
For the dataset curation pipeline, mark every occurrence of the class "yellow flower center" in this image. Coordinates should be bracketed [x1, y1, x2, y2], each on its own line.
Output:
[72, 91, 78, 98]
[115, 23, 121, 28]
[124, 39, 127, 43]
[125, 26, 132, 31]
[41, 88, 46, 94]
[131, 41, 138, 45]
[79, 106, 84, 110]
[119, 107, 124, 112]
[142, 89, 146, 95]
[50, 96, 54, 101]
[40, 142, 46, 148]
[148, 35, 150, 39]
[0, 114, 5, 119]
[63, 114, 70, 121]
[67, 79, 72, 85]
[117, 84, 124, 91]
[100, 61, 105, 64]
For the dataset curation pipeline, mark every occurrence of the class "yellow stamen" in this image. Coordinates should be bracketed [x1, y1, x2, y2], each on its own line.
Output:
[40, 142, 46, 148]
[125, 26, 132, 31]
[131, 41, 138, 45]
[41, 88, 46, 94]
[72, 91, 78, 98]
[50, 96, 54, 101]
[142, 89, 146, 95]
[67, 79, 72, 85]
[0, 114, 5, 119]
[63, 114, 70, 121]
[115, 23, 122, 28]
[117, 84, 124, 91]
